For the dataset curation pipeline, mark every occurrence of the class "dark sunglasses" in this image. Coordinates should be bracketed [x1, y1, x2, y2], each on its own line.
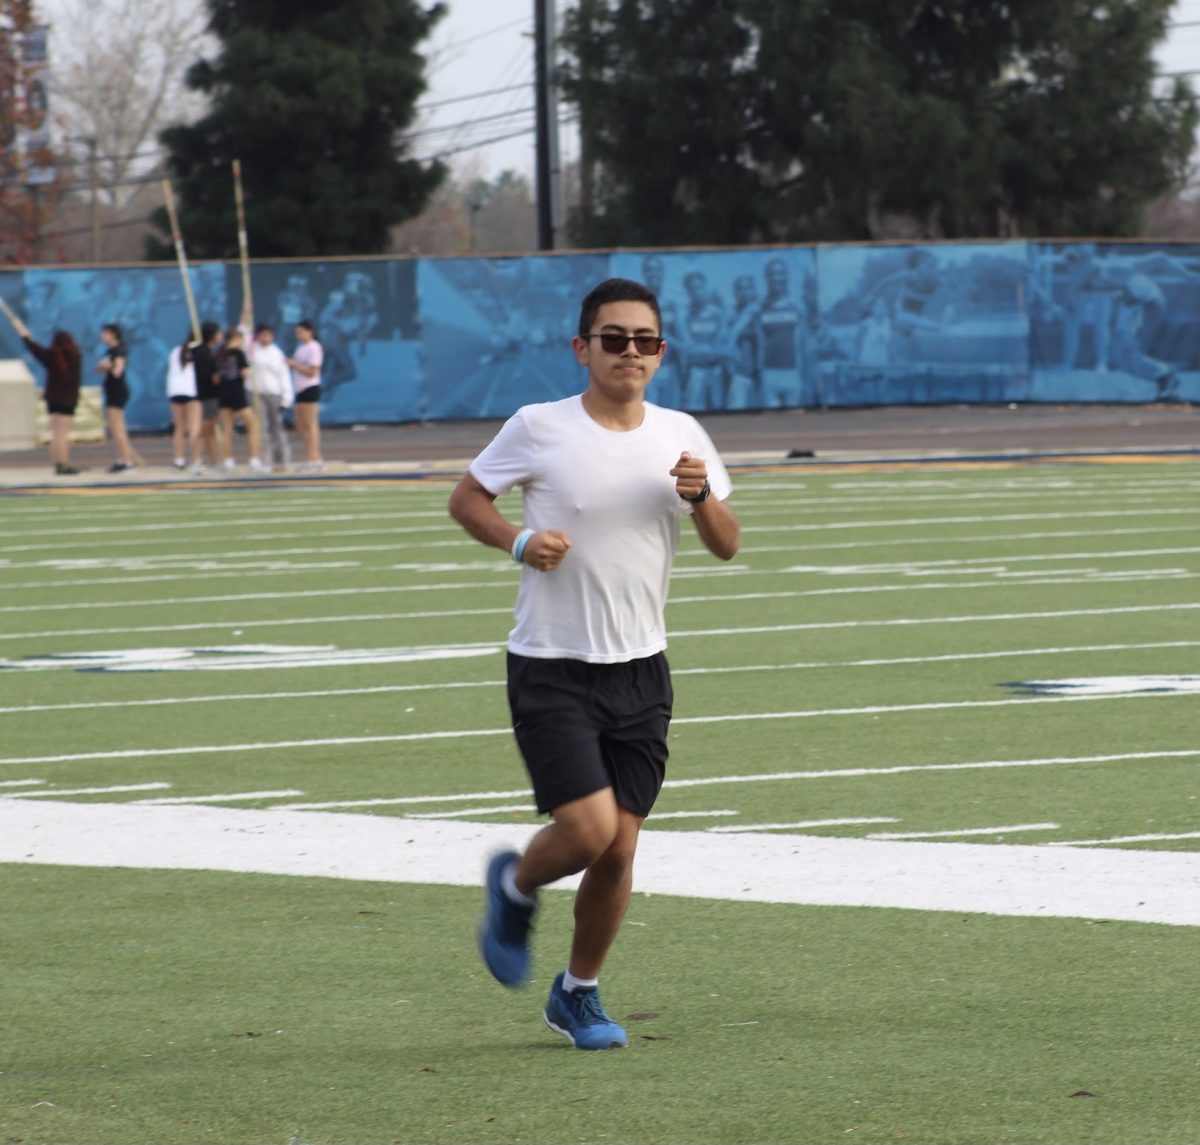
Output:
[585, 332, 664, 355]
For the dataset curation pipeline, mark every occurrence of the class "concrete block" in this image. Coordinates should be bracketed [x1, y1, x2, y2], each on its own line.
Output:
[0, 359, 37, 452]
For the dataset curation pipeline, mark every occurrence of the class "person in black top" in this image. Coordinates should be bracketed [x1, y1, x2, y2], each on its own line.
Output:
[95, 323, 136, 472]
[191, 321, 223, 470]
[216, 327, 263, 471]
[6, 309, 82, 474]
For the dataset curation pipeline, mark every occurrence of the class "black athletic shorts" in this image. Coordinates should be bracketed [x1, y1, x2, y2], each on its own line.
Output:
[294, 385, 320, 404]
[46, 401, 76, 416]
[506, 651, 672, 818]
[169, 395, 195, 406]
[103, 377, 129, 410]
[219, 381, 248, 411]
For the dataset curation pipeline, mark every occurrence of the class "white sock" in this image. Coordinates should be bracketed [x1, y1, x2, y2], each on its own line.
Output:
[562, 970, 598, 993]
[501, 861, 536, 907]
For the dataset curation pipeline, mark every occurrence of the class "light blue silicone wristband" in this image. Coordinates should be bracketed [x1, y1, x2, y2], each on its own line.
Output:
[511, 528, 535, 564]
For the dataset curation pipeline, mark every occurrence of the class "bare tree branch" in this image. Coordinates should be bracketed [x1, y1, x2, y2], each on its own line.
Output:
[47, 0, 212, 207]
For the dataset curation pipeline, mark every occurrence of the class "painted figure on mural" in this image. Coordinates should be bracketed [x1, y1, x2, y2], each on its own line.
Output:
[860, 249, 946, 347]
[319, 290, 359, 399]
[341, 270, 379, 354]
[723, 273, 761, 409]
[639, 255, 682, 409]
[679, 270, 726, 412]
[856, 296, 895, 367]
[1109, 275, 1178, 400]
[274, 274, 318, 349]
[1057, 245, 1116, 372]
[757, 258, 806, 408]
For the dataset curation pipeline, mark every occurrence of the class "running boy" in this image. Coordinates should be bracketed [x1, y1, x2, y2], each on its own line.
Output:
[448, 278, 739, 1050]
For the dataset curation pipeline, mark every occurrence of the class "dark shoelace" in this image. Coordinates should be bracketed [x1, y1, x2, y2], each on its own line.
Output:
[571, 988, 611, 1026]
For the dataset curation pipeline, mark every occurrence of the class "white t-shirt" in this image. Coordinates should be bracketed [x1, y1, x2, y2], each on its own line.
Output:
[250, 340, 293, 402]
[165, 346, 196, 399]
[469, 394, 733, 664]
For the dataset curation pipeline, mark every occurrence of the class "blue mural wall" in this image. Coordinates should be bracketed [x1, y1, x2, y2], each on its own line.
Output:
[3, 241, 1198, 430]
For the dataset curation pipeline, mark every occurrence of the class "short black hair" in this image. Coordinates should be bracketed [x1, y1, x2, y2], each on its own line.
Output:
[578, 278, 661, 337]
[296, 319, 316, 334]
[200, 320, 221, 342]
[254, 323, 274, 336]
[102, 322, 122, 340]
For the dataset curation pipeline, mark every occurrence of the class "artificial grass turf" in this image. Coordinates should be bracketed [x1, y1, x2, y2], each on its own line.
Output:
[2, 466, 1199, 1144]
[0, 863, 1196, 1145]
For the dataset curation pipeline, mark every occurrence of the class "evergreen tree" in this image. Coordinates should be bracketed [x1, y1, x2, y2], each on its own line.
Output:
[149, 0, 446, 258]
[559, 0, 1196, 244]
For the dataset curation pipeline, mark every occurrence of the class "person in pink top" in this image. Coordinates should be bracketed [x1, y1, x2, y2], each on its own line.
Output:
[287, 319, 324, 469]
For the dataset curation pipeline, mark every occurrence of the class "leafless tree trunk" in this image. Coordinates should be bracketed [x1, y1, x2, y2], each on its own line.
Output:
[46, 0, 212, 208]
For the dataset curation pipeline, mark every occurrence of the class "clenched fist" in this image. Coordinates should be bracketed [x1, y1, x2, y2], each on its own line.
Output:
[522, 529, 571, 571]
[670, 451, 708, 501]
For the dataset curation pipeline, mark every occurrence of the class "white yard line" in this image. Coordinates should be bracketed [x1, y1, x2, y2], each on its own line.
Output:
[0, 680, 500, 713]
[0, 778, 44, 788]
[2, 538, 1193, 615]
[277, 748, 1200, 810]
[643, 810, 739, 821]
[134, 789, 306, 805]
[277, 791, 531, 811]
[739, 507, 1199, 534]
[0, 567, 365, 593]
[670, 601, 1200, 638]
[708, 817, 899, 833]
[2, 502, 1193, 544]
[0, 509, 460, 540]
[2, 686, 1190, 768]
[2, 598, 1197, 647]
[785, 546, 1200, 575]
[406, 803, 535, 819]
[670, 689, 1190, 726]
[3, 689, 1194, 767]
[660, 749, 1200, 788]
[4, 504, 1196, 558]
[868, 823, 1061, 840]
[0, 489, 1156, 531]
[409, 806, 736, 822]
[0, 800, 1195, 926]
[3, 782, 171, 798]
[0, 730, 511, 767]
[1051, 831, 1200, 847]
[4, 639, 1197, 716]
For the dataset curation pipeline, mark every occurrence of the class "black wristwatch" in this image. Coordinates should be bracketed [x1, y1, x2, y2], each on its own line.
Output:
[682, 479, 711, 504]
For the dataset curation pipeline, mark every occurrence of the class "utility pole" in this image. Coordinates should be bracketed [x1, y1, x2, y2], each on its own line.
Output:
[533, 0, 562, 250]
[87, 135, 100, 263]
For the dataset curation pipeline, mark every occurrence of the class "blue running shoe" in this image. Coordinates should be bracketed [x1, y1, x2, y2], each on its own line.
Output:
[479, 850, 536, 987]
[543, 972, 629, 1050]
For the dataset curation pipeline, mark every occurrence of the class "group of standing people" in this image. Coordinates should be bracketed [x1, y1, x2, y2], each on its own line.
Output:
[9, 302, 324, 476]
[7, 313, 137, 475]
[166, 318, 324, 474]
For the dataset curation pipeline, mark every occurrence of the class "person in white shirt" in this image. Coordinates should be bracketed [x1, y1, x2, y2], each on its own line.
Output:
[249, 324, 293, 471]
[165, 333, 200, 471]
[449, 277, 739, 1051]
[286, 319, 324, 469]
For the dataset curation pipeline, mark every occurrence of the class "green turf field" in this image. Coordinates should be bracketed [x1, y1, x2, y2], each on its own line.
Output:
[0, 461, 1197, 1145]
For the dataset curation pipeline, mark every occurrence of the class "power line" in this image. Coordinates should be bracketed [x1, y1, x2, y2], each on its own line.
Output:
[417, 82, 531, 112]
[415, 115, 578, 163]
[444, 15, 531, 52]
[403, 106, 537, 143]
